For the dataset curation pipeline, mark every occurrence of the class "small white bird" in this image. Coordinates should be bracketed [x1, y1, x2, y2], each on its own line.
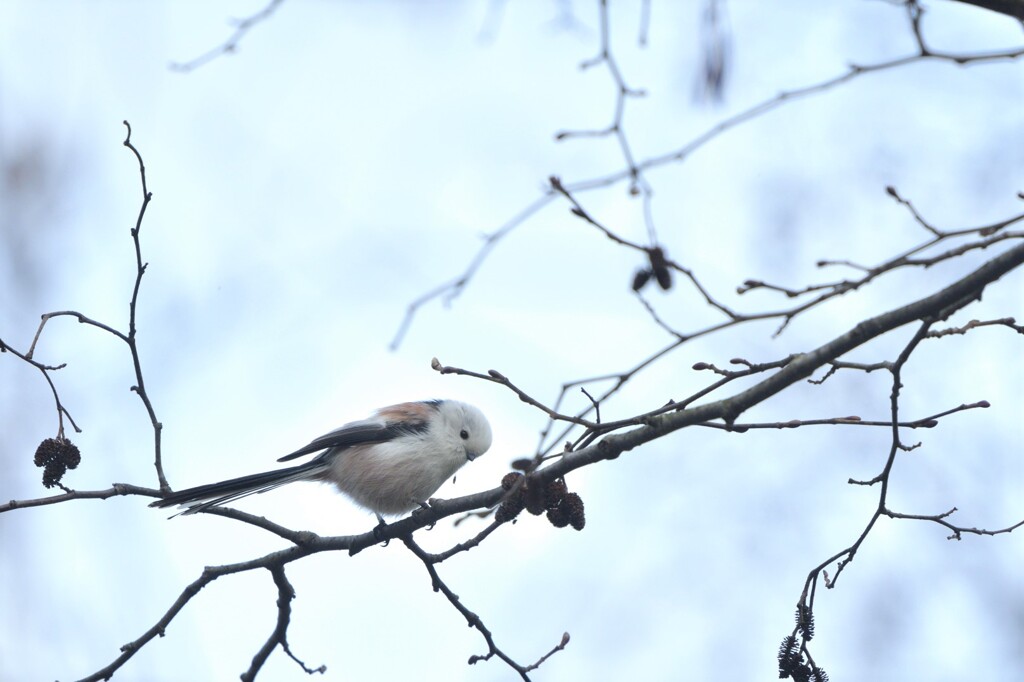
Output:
[150, 400, 492, 517]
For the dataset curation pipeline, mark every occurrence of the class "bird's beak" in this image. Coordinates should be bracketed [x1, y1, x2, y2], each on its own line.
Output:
[466, 451, 479, 462]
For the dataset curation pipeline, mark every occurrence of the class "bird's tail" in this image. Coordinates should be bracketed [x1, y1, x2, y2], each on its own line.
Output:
[149, 460, 329, 516]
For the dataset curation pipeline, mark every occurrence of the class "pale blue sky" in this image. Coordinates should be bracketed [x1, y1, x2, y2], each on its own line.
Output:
[1, 2, 1022, 681]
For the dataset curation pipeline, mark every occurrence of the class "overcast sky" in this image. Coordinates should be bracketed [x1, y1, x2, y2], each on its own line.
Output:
[1, 1, 1022, 681]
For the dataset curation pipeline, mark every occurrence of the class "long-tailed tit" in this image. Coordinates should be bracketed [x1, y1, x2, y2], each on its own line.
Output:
[150, 399, 492, 517]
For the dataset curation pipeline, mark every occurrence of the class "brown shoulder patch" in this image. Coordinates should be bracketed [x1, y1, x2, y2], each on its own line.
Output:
[375, 400, 440, 424]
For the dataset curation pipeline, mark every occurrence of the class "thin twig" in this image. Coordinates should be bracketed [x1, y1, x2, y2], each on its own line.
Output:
[0, 484, 157, 513]
[241, 565, 326, 681]
[122, 121, 168, 491]
[401, 533, 567, 680]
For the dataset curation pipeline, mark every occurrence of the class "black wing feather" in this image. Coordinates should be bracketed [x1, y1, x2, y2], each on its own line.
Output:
[276, 420, 431, 462]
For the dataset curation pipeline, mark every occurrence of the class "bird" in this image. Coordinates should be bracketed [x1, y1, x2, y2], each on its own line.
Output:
[150, 399, 492, 518]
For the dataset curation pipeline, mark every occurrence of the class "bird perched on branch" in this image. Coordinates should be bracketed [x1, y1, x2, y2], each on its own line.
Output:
[150, 400, 492, 518]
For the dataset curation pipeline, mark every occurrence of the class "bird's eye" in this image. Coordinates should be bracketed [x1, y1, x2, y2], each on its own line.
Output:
[460, 429, 469, 440]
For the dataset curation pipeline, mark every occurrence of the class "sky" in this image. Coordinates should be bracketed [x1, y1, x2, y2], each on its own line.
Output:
[1, 1, 1022, 681]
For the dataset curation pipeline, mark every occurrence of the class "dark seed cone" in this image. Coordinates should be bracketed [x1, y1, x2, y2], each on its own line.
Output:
[34, 437, 81, 488]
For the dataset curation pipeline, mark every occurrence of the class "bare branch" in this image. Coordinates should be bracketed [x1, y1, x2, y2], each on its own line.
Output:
[1, 483, 158, 513]
[700, 400, 989, 432]
[524, 631, 572, 674]
[571, 31, 1024, 193]
[241, 565, 326, 681]
[927, 317, 1024, 337]
[555, 0, 649, 201]
[884, 507, 1024, 540]
[27, 311, 128, 353]
[0, 335, 81, 436]
[428, 519, 505, 563]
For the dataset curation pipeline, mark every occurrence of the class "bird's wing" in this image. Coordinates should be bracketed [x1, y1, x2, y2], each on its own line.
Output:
[276, 413, 432, 462]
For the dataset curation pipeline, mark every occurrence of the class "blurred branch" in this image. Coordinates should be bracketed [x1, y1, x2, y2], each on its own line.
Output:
[389, 194, 554, 349]
[573, 6, 1024, 193]
[170, 0, 285, 72]
[555, 0, 664, 249]
[693, 0, 731, 104]
[555, 0, 648, 197]
[947, 0, 1024, 21]
[638, 0, 652, 45]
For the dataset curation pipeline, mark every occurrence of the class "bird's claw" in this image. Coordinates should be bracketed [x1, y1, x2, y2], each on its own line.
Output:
[373, 514, 390, 546]
[412, 499, 437, 530]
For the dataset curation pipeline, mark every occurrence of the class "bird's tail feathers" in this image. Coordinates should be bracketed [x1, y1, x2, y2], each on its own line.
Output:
[149, 461, 329, 516]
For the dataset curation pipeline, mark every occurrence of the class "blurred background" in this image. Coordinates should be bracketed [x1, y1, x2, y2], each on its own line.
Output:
[1, 1, 1022, 680]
